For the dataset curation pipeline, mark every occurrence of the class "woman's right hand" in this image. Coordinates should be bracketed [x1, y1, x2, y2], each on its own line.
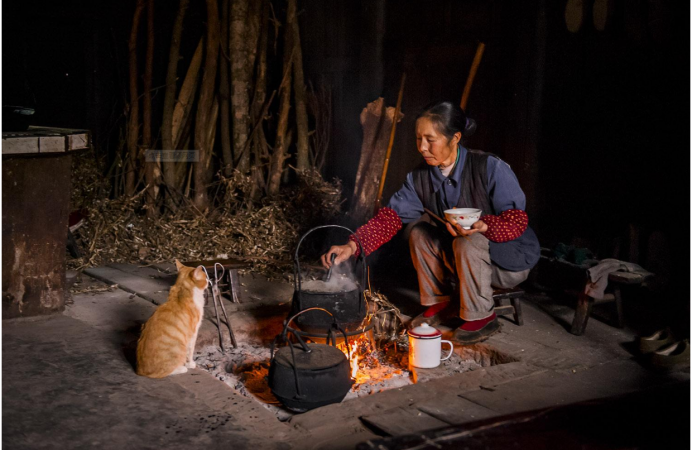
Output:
[320, 241, 357, 268]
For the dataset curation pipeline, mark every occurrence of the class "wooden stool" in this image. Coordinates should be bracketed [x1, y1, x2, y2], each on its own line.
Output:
[181, 258, 251, 303]
[493, 287, 524, 326]
[570, 271, 653, 336]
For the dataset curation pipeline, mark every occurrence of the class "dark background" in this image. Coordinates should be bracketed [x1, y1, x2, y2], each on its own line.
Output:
[3, 0, 690, 285]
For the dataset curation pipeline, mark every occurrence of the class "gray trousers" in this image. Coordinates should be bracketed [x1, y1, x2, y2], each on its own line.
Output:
[409, 222, 530, 321]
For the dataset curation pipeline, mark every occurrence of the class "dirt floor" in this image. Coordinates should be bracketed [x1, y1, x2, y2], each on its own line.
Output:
[3, 263, 689, 449]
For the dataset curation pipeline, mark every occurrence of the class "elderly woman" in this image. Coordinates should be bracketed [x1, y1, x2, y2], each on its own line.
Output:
[322, 101, 540, 344]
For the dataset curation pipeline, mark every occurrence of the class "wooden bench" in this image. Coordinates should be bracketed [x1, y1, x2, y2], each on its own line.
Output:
[570, 271, 653, 336]
[181, 258, 251, 303]
[493, 287, 524, 326]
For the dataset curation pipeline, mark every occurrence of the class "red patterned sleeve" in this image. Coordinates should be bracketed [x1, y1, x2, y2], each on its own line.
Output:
[349, 207, 403, 257]
[481, 209, 528, 243]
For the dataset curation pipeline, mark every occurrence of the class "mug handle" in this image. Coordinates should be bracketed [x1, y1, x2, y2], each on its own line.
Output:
[440, 340, 454, 361]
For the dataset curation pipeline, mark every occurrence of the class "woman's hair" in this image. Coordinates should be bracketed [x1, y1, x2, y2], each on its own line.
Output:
[417, 101, 474, 141]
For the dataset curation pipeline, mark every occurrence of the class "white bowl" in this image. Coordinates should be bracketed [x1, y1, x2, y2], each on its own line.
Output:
[444, 208, 482, 230]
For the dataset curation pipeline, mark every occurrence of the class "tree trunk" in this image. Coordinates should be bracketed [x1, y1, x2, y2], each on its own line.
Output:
[250, 0, 269, 196]
[229, 0, 251, 172]
[193, 0, 219, 211]
[126, 0, 145, 196]
[267, 5, 294, 196]
[143, 0, 160, 218]
[349, 98, 403, 225]
[287, 0, 309, 171]
[218, 0, 232, 177]
[162, 0, 190, 206]
[172, 38, 203, 149]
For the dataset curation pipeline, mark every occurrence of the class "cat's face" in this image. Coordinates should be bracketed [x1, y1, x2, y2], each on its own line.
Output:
[174, 260, 208, 290]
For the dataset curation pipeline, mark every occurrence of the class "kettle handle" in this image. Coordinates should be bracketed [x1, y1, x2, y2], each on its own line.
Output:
[271, 307, 351, 360]
[293, 225, 366, 294]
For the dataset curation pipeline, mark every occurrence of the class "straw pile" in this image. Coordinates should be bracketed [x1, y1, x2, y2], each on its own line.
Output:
[68, 160, 344, 278]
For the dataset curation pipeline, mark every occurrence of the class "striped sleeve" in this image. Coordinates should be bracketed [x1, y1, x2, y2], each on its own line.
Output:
[481, 209, 528, 243]
[349, 207, 403, 257]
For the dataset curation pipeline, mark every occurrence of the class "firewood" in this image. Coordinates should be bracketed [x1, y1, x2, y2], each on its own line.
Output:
[143, 0, 160, 218]
[287, 0, 310, 171]
[350, 98, 403, 226]
[193, 0, 220, 211]
[375, 73, 406, 213]
[162, 0, 190, 204]
[229, 0, 252, 172]
[267, 11, 295, 196]
[126, 0, 145, 196]
[218, 0, 232, 177]
[172, 38, 203, 150]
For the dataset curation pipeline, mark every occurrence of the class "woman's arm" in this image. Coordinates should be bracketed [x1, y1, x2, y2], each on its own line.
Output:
[479, 157, 529, 242]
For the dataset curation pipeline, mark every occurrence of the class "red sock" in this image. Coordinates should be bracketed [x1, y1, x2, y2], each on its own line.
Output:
[423, 301, 450, 317]
[458, 312, 496, 332]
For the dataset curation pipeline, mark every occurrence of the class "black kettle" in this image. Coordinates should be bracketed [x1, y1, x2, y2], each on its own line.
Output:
[268, 308, 354, 412]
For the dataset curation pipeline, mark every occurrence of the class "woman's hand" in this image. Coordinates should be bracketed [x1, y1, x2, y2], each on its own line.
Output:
[445, 219, 488, 237]
[321, 241, 358, 268]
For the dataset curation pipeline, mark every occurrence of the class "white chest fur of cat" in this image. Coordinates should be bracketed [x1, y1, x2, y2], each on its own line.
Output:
[136, 260, 207, 378]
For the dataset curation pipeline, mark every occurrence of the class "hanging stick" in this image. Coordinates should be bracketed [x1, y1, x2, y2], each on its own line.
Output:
[460, 42, 485, 110]
[374, 72, 406, 214]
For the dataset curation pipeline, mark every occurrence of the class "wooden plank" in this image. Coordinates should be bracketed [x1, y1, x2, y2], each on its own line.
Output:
[39, 136, 66, 153]
[360, 406, 449, 436]
[2, 137, 39, 154]
[68, 133, 89, 150]
[416, 395, 497, 424]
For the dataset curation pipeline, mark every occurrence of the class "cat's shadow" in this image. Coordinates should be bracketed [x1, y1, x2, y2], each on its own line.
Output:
[121, 323, 144, 371]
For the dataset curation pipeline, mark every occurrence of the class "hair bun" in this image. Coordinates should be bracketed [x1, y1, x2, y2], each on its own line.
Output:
[464, 118, 477, 137]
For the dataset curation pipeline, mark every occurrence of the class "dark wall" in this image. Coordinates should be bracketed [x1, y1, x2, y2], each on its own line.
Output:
[302, 0, 689, 274]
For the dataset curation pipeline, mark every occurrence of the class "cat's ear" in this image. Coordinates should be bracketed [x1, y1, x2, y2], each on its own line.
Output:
[193, 266, 207, 282]
[175, 259, 184, 272]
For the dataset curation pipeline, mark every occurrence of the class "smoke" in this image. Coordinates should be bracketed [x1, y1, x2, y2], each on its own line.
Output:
[301, 260, 360, 293]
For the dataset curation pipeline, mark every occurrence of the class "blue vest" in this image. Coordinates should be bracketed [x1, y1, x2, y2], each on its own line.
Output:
[412, 150, 540, 271]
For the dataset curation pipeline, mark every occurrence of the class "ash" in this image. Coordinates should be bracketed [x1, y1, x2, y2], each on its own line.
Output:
[195, 337, 480, 419]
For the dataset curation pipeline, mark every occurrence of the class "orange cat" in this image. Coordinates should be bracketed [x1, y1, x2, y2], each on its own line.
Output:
[136, 260, 207, 378]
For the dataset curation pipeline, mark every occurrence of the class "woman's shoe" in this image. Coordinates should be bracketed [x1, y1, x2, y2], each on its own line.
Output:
[650, 340, 690, 369]
[639, 328, 675, 354]
[410, 301, 457, 329]
[451, 314, 501, 344]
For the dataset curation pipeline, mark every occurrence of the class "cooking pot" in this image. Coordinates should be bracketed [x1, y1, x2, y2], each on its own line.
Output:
[268, 308, 354, 412]
[290, 225, 367, 334]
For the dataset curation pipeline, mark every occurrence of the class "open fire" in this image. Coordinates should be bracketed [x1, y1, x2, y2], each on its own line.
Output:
[332, 333, 411, 394]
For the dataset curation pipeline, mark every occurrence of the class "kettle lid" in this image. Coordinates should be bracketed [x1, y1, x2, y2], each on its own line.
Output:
[408, 322, 442, 338]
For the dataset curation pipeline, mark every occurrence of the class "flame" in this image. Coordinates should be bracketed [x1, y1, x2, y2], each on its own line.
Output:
[337, 334, 375, 384]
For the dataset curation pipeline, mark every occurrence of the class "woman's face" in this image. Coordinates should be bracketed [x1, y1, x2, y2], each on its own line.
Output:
[415, 117, 460, 167]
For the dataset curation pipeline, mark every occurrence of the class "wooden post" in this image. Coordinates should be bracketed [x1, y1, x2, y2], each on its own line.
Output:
[374, 73, 406, 213]
[460, 42, 485, 110]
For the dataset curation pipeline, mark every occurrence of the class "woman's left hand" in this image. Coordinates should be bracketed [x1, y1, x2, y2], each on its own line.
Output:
[446, 219, 488, 237]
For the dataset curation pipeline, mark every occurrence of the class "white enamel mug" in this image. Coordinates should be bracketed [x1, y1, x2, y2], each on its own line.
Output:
[408, 323, 454, 369]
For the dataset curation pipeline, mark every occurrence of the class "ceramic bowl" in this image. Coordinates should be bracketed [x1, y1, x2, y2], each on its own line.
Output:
[444, 208, 482, 229]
